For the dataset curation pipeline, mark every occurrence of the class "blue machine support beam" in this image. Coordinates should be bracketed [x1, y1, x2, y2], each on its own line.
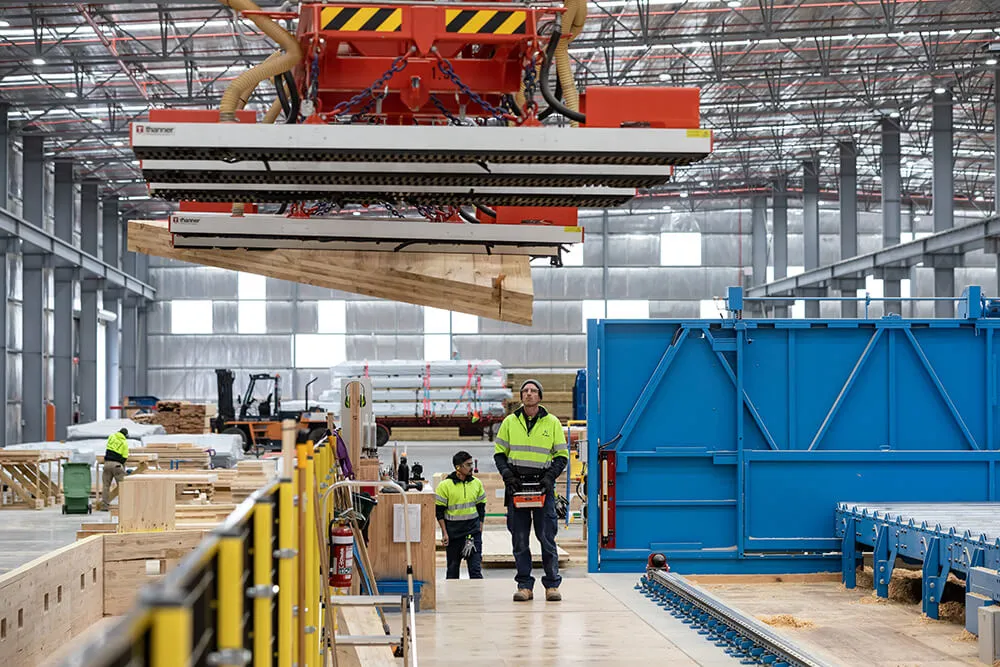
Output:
[751, 195, 767, 316]
[882, 117, 903, 316]
[839, 141, 859, 318]
[933, 89, 956, 318]
[79, 181, 99, 423]
[803, 159, 821, 318]
[53, 159, 75, 441]
[772, 178, 789, 317]
[103, 196, 120, 414]
[22, 136, 45, 444]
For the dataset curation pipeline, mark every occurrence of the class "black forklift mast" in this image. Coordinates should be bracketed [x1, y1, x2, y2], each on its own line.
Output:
[215, 369, 236, 430]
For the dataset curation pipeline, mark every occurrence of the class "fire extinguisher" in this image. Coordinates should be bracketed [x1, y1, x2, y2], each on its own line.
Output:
[329, 524, 353, 588]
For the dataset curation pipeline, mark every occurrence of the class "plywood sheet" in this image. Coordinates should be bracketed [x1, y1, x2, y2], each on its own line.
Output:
[333, 606, 397, 667]
[0, 537, 104, 666]
[118, 478, 176, 532]
[366, 490, 437, 610]
[128, 219, 533, 325]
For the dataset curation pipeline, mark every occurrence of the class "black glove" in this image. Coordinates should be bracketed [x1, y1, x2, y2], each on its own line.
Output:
[540, 472, 556, 494]
[501, 468, 520, 490]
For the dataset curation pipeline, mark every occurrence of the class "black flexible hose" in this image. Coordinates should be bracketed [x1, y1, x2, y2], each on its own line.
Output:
[283, 70, 300, 123]
[537, 77, 563, 121]
[475, 203, 497, 219]
[540, 29, 585, 124]
[458, 208, 481, 224]
[273, 74, 291, 119]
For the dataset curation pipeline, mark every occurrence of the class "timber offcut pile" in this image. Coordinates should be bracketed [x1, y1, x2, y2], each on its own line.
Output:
[130, 443, 211, 470]
[151, 401, 214, 434]
[212, 460, 278, 504]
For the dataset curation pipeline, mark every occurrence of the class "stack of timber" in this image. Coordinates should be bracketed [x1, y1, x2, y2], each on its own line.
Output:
[504, 372, 577, 423]
[127, 219, 535, 325]
[212, 460, 278, 504]
[130, 442, 211, 469]
[0, 450, 69, 509]
[151, 401, 213, 434]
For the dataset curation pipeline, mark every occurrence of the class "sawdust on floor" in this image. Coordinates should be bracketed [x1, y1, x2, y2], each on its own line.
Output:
[756, 614, 815, 629]
[954, 629, 977, 643]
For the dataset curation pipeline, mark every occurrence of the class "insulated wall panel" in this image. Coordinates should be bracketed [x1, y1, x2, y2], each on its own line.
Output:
[149, 335, 293, 368]
[150, 267, 238, 299]
[213, 301, 238, 334]
[146, 301, 171, 335]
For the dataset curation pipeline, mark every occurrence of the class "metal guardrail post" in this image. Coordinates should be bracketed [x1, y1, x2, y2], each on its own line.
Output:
[252, 497, 275, 667]
[277, 476, 297, 666]
[216, 530, 248, 666]
[305, 446, 319, 666]
[148, 588, 192, 667]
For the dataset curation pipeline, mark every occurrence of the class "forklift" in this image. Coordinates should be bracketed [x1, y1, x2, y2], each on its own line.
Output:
[213, 369, 329, 452]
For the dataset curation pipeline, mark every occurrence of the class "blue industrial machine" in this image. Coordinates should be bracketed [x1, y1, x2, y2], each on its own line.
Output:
[587, 286, 1000, 576]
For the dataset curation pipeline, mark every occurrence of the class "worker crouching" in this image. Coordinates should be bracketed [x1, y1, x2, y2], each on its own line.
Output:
[494, 379, 569, 602]
[435, 451, 487, 579]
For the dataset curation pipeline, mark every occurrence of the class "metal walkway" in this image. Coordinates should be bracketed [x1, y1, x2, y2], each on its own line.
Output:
[835, 501, 1000, 633]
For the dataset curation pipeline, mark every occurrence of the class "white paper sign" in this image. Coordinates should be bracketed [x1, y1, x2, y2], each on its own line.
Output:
[393, 503, 422, 543]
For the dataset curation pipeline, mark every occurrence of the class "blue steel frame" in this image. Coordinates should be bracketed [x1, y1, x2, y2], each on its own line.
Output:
[835, 503, 1000, 632]
[587, 288, 1000, 574]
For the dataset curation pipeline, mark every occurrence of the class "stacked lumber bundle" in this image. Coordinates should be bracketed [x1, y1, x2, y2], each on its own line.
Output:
[388, 426, 481, 441]
[76, 521, 118, 540]
[152, 401, 214, 434]
[212, 460, 277, 504]
[504, 372, 578, 423]
[130, 443, 211, 469]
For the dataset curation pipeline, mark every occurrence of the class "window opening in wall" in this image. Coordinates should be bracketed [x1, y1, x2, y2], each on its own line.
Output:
[317, 300, 346, 334]
[170, 300, 213, 334]
[451, 312, 478, 334]
[1, 617, 6, 639]
[581, 299, 606, 332]
[237, 272, 266, 300]
[57, 585, 62, 603]
[43, 593, 48, 612]
[294, 334, 346, 367]
[660, 232, 701, 266]
[424, 333, 451, 361]
[238, 301, 266, 334]
[606, 300, 649, 319]
[17, 609, 22, 629]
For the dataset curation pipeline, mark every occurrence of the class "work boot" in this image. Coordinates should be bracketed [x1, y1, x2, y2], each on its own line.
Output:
[545, 588, 562, 602]
[513, 588, 533, 602]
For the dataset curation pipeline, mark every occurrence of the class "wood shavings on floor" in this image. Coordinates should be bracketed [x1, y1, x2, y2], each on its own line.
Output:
[756, 614, 815, 629]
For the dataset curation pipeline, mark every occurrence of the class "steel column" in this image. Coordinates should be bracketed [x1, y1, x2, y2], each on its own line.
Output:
[53, 159, 74, 439]
[137, 303, 148, 394]
[803, 159, 820, 318]
[881, 117, 902, 316]
[772, 178, 788, 317]
[839, 141, 858, 317]
[0, 103, 8, 210]
[933, 90, 955, 317]
[103, 196, 120, 412]
[750, 195, 767, 317]
[121, 301, 137, 400]
[22, 136, 45, 443]
[79, 181, 99, 423]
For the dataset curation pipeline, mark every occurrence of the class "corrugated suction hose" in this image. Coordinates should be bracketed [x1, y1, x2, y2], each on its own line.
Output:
[556, 0, 586, 127]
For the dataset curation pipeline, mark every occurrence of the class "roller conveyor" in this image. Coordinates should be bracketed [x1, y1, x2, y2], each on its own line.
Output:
[168, 212, 582, 256]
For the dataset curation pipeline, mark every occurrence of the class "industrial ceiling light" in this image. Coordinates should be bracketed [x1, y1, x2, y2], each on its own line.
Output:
[987, 58, 999, 66]
[679, 191, 690, 198]
[31, 57, 45, 66]
[726, 0, 740, 7]
[65, 91, 77, 98]
[933, 86, 947, 94]
[0, 19, 10, 28]
[658, 73, 671, 82]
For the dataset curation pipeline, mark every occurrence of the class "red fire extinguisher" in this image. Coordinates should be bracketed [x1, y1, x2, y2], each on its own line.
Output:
[330, 524, 353, 588]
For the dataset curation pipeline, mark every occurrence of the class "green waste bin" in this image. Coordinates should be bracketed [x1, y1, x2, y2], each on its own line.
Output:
[62, 462, 92, 515]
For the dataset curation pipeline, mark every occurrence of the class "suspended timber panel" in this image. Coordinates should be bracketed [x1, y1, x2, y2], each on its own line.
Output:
[127, 220, 533, 325]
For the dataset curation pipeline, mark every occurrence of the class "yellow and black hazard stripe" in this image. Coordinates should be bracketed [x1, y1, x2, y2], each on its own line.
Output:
[444, 8, 526, 34]
[321, 6, 402, 32]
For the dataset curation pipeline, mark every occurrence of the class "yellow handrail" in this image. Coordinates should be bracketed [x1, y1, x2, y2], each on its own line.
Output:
[56, 432, 341, 667]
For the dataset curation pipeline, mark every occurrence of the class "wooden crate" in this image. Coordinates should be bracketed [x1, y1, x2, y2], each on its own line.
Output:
[130, 443, 211, 470]
[102, 531, 208, 616]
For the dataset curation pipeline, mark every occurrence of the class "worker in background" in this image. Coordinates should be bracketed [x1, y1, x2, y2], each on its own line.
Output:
[494, 379, 569, 602]
[99, 428, 130, 511]
[435, 450, 487, 579]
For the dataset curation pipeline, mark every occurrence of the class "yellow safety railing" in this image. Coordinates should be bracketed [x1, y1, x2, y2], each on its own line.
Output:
[62, 422, 340, 667]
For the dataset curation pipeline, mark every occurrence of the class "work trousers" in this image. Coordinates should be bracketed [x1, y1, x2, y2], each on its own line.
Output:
[101, 461, 125, 509]
[507, 491, 561, 590]
[445, 528, 483, 580]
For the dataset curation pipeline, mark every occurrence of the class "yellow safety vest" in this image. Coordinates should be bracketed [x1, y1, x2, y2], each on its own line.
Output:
[494, 407, 568, 472]
[435, 475, 487, 523]
[105, 432, 129, 460]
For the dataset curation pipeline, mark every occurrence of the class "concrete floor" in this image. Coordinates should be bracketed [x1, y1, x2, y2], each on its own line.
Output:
[0, 506, 86, 574]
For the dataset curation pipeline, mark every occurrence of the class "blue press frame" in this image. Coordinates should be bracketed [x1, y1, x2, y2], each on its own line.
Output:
[587, 296, 1000, 575]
